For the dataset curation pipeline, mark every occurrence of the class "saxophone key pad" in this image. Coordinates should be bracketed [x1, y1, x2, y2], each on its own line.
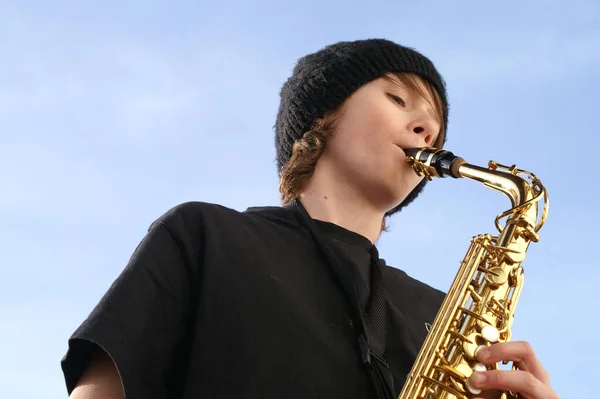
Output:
[481, 325, 500, 343]
[465, 363, 488, 395]
[474, 345, 488, 358]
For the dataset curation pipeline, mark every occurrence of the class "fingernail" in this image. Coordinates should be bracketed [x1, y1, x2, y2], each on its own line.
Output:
[477, 348, 491, 361]
[472, 372, 486, 387]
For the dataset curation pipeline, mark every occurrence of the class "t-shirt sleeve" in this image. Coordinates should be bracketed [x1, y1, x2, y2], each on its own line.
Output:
[60, 219, 199, 398]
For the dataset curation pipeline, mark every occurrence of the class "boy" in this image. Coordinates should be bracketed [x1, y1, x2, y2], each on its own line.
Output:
[61, 39, 558, 399]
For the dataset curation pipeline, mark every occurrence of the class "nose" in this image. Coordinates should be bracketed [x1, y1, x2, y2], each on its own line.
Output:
[407, 109, 439, 147]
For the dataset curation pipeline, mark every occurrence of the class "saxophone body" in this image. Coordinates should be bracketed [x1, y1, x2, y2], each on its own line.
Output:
[399, 148, 549, 399]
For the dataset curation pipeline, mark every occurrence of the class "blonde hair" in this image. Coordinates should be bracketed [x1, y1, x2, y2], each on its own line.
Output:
[278, 72, 446, 228]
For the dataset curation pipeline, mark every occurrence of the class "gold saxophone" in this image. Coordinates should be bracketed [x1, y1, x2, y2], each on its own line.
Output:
[399, 148, 549, 399]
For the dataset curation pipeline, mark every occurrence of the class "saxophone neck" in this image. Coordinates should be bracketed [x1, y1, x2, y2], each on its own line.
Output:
[458, 162, 533, 209]
[405, 147, 549, 234]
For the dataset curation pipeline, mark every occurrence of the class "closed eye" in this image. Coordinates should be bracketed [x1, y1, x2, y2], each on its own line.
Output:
[388, 93, 406, 108]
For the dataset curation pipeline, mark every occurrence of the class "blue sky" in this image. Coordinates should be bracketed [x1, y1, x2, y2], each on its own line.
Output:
[1, 0, 597, 397]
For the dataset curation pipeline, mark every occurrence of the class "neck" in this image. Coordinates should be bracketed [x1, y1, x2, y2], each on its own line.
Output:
[298, 175, 385, 245]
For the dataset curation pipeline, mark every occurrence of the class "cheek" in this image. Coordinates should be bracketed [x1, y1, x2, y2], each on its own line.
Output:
[335, 126, 385, 165]
[328, 96, 405, 173]
[339, 104, 392, 149]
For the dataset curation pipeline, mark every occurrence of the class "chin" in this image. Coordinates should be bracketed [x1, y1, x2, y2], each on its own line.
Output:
[358, 167, 416, 209]
[372, 182, 412, 212]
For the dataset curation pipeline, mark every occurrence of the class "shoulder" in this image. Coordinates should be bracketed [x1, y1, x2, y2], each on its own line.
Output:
[152, 201, 239, 227]
[383, 265, 446, 295]
[150, 201, 302, 241]
[381, 262, 446, 308]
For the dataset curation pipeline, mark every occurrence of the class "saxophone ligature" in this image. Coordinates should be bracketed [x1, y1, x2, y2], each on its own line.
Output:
[400, 148, 549, 399]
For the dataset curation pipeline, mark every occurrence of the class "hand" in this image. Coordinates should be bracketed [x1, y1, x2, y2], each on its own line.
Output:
[467, 341, 560, 399]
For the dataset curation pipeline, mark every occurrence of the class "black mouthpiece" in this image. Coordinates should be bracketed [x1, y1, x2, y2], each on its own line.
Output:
[404, 148, 465, 178]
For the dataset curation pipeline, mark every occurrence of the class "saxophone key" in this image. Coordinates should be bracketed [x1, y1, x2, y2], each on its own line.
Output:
[481, 325, 500, 343]
[484, 266, 509, 287]
[462, 333, 487, 359]
[465, 363, 488, 395]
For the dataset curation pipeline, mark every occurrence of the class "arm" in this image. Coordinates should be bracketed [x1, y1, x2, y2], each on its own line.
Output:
[61, 212, 202, 398]
[69, 347, 124, 399]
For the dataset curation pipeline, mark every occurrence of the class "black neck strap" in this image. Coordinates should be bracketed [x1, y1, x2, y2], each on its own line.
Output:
[284, 199, 395, 399]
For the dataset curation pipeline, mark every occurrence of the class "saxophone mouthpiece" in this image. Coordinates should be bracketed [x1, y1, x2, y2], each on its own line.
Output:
[404, 147, 466, 179]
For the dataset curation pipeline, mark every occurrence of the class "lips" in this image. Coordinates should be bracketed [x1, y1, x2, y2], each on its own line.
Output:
[395, 144, 408, 154]
[397, 144, 427, 153]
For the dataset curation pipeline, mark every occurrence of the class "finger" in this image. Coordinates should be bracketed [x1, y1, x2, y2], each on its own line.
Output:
[471, 389, 502, 399]
[476, 341, 550, 385]
[469, 370, 556, 399]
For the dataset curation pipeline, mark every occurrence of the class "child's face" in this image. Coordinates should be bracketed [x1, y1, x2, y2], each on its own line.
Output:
[318, 75, 441, 212]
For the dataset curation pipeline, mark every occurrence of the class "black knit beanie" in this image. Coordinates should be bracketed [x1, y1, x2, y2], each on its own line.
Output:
[275, 38, 449, 216]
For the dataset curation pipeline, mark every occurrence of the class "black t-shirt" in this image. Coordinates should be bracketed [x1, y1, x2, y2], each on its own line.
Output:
[60, 202, 445, 398]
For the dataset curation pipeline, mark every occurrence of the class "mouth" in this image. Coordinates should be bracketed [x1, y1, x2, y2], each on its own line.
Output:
[395, 144, 408, 156]
[397, 144, 428, 155]
[396, 145, 424, 166]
